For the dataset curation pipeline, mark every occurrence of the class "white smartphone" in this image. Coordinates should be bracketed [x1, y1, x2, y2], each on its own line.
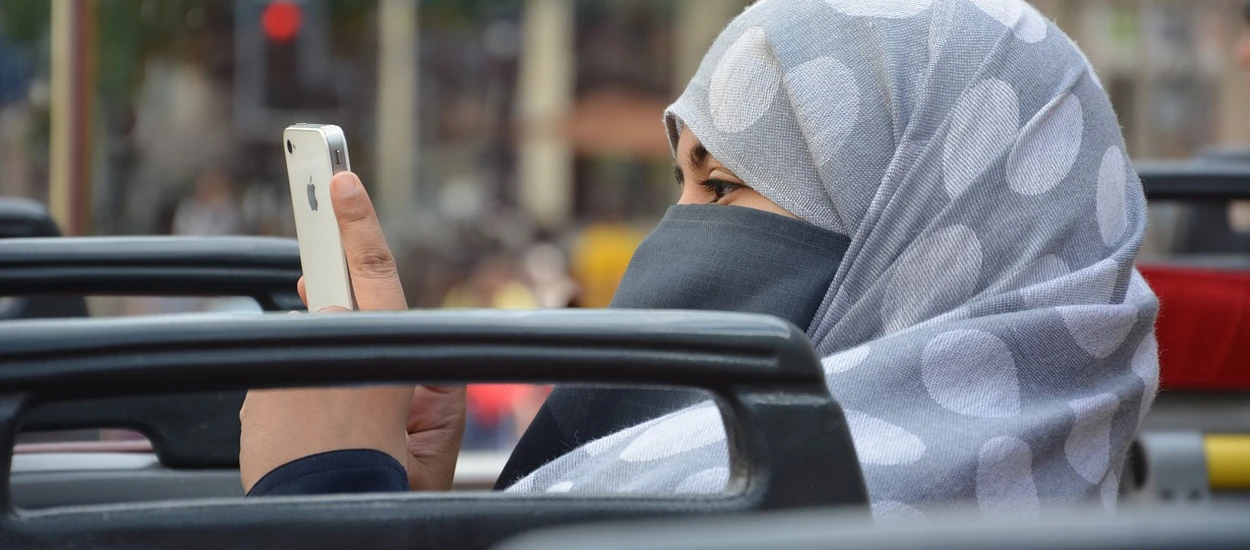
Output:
[283, 123, 356, 311]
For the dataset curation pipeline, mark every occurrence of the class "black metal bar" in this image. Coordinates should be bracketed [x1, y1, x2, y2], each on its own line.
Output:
[0, 310, 868, 550]
[0, 199, 61, 239]
[1135, 161, 1250, 201]
[0, 236, 303, 312]
[0, 311, 815, 390]
[494, 505, 1250, 550]
[20, 393, 245, 469]
[0, 396, 26, 516]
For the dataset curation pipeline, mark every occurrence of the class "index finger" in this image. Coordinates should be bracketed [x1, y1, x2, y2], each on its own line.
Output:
[329, 172, 408, 311]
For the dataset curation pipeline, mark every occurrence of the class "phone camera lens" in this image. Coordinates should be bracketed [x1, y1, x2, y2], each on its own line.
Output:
[286, 140, 294, 154]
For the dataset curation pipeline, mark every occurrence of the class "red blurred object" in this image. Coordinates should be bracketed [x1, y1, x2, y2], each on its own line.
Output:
[1139, 263, 1250, 391]
[262, 1, 302, 43]
[467, 385, 548, 427]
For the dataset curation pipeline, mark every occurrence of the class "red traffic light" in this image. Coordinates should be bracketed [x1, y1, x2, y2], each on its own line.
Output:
[262, 1, 302, 43]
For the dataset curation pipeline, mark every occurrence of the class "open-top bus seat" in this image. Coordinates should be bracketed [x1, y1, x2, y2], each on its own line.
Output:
[0, 310, 868, 549]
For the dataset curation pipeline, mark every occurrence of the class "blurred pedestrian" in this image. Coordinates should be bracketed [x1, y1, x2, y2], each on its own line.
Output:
[441, 254, 539, 310]
[172, 169, 242, 237]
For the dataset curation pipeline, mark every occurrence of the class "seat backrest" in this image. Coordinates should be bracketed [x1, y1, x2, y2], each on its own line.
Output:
[0, 310, 869, 550]
[0, 236, 304, 311]
[1133, 161, 1250, 392]
[0, 198, 89, 320]
[0, 235, 304, 468]
[0, 198, 61, 239]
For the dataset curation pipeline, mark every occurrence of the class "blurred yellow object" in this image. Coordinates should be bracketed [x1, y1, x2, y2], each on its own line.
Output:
[492, 281, 540, 310]
[1205, 435, 1250, 490]
[442, 281, 539, 310]
[571, 223, 646, 308]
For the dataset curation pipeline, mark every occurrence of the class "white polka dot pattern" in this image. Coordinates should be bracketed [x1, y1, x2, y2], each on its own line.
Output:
[976, 436, 1040, 517]
[822, 345, 871, 375]
[1021, 258, 1118, 309]
[675, 467, 729, 493]
[584, 422, 648, 456]
[1007, 93, 1083, 196]
[905, 306, 971, 335]
[922, 330, 1021, 418]
[1064, 393, 1120, 483]
[546, 481, 575, 493]
[785, 57, 861, 166]
[944, 80, 1020, 198]
[1006, 255, 1070, 292]
[1097, 146, 1129, 247]
[882, 225, 983, 333]
[825, 0, 935, 19]
[709, 27, 781, 133]
[845, 410, 926, 465]
[1058, 304, 1136, 359]
[969, 0, 1048, 43]
[619, 405, 726, 462]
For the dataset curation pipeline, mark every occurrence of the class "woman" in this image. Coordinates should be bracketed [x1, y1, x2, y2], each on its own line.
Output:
[241, 0, 1159, 519]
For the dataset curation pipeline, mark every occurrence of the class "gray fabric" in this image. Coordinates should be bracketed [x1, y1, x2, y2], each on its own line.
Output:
[611, 204, 850, 324]
[506, 0, 1159, 522]
[496, 204, 849, 487]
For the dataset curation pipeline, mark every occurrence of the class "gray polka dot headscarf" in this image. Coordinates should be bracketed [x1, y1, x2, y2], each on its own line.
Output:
[507, 0, 1160, 520]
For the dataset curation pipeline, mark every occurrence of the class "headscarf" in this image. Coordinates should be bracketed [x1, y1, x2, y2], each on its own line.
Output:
[507, 0, 1159, 520]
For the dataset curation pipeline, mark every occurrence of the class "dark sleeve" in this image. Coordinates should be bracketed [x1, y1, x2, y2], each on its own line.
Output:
[496, 387, 704, 490]
[247, 449, 408, 497]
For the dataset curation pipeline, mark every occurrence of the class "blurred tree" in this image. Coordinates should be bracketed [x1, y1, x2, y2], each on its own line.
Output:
[0, 1, 50, 43]
[0, 1, 51, 172]
[94, 0, 215, 103]
[422, 0, 522, 26]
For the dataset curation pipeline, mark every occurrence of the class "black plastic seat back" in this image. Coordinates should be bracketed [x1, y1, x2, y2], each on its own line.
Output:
[495, 505, 1250, 550]
[1136, 159, 1250, 255]
[0, 198, 61, 240]
[0, 235, 304, 464]
[0, 198, 88, 320]
[1136, 160, 1250, 202]
[0, 310, 868, 549]
[0, 235, 304, 311]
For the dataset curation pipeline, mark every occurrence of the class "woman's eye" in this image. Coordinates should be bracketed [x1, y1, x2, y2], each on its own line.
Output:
[699, 179, 744, 202]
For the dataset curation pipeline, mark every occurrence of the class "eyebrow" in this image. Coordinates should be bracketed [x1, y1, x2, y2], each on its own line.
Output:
[687, 143, 711, 171]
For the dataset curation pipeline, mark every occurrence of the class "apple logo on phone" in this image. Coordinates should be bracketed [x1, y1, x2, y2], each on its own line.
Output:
[306, 177, 319, 212]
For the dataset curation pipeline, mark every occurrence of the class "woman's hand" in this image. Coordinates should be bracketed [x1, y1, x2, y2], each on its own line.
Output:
[239, 171, 466, 493]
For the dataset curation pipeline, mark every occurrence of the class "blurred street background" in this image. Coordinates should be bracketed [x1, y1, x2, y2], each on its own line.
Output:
[2, 0, 1250, 450]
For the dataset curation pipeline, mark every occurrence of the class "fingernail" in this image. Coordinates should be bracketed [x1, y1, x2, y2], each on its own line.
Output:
[333, 173, 360, 197]
[316, 306, 338, 313]
[287, 310, 303, 316]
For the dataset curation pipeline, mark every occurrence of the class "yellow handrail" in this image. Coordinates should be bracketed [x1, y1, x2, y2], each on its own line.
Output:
[1205, 435, 1250, 490]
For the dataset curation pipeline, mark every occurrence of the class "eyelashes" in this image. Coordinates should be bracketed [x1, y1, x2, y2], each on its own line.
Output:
[674, 165, 745, 203]
[698, 178, 744, 203]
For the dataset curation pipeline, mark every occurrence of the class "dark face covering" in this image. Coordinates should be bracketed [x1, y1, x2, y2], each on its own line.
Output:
[495, 204, 850, 488]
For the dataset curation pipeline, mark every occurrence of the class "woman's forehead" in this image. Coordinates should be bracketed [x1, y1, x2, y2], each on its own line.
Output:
[676, 128, 712, 166]
[676, 127, 698, 152]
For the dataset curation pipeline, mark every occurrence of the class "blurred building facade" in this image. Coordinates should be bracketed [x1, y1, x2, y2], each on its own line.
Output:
[0, 0, 1248, 293]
